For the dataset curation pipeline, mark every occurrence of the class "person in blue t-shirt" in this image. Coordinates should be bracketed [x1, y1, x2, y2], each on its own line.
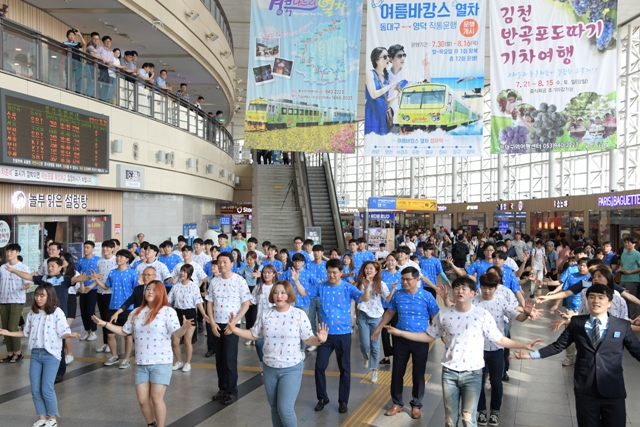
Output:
[288, 236, 313, 265]
[447, 242, 496, 284]
[419, 243, 450, 291]
[158, 240, 183, 290]
[380, 253, 402, 365]
[77, 240, 101, 341]
[306, 245, 328, 339]
[371, 266, 440, 419]
[358, 238, 375, 263]
[218, 233, 233, 253]
[91, 249, 138, 369]
[306, 258, 370, 414]
[346, 240, 363, 278]
[261, 245, 283, 273]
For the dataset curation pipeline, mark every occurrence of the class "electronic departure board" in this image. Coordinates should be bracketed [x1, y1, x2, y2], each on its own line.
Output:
[1, 89, 109, 174]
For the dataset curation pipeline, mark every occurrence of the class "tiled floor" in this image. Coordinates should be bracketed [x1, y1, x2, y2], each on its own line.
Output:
[1, 300, 639, 426]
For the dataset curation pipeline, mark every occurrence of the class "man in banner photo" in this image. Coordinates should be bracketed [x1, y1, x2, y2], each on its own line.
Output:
[365, 0, 486, 158]
[490, 0, 618, 155]
[244, 0, 363, 154]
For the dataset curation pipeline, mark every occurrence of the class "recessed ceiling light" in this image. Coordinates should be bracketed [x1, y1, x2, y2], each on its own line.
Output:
[15, 48, 21, 51]
[51, 55, 57, 58]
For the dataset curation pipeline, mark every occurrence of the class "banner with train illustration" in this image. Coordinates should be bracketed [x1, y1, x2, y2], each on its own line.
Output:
[243, 0, 363, 153]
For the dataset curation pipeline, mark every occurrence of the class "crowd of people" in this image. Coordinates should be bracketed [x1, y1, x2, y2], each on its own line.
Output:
[1, 227, 640, 427]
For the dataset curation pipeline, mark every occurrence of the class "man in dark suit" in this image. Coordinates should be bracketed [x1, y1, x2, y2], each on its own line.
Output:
[513, 284, 640, 427]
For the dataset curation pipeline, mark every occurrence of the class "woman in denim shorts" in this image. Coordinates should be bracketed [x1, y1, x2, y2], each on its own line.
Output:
[93, 281, 192, 427]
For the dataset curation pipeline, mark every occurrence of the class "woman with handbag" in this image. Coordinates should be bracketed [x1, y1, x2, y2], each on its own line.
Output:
[365, 47, 398, 136]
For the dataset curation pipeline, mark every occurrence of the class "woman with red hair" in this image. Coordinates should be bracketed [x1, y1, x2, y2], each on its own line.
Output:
[92, 281, 192, 427]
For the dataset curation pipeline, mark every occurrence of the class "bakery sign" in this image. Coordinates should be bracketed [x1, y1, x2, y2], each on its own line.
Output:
[220, 202, 252, 215]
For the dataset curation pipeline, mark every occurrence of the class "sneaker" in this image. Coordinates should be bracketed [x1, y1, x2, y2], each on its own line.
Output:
[301, 352, 306, 361]
[96, 344, 109, 353]
[104, 356, 119, 366]
[562, 357, 575, 366]
[379, 358, 391, 365]
[65, 355, 74, 364]
[119, 360, 131, 369]
[45, 419, 58, 427]
[79, 332, 90, 341]
[306, 346, 317, 352]
[362, 359, 369, 369]
[477, 412, 488, 426]
[182, 363, 191, 372]
[488, 414, 499, 426]
[31, 420, 47, 427]
[245, 340, 253, 346]
[87, 332, 98, 341]
[371, 370, 378, 384]
[172, 361, 184, 371]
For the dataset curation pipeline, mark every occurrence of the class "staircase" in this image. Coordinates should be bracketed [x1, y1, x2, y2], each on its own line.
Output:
[252, 164, 304, 251]
[306, 166, 339, 250]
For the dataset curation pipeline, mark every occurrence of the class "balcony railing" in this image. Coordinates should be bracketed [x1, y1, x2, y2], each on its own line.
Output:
[0, 18, 235, 158]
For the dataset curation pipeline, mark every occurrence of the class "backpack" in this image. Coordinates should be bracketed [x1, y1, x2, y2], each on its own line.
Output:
[452, 242, 467, 260]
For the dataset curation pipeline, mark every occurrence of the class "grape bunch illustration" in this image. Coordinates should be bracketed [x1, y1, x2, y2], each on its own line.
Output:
[530, 103, 568, 146]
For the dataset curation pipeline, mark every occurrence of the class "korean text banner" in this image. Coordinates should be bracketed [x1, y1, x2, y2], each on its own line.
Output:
[490, 1, 618, 154]
[244, 0, 363, 153]
[364, 0, 486, 157]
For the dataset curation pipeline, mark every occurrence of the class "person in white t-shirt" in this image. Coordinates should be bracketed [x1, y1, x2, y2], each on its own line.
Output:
[227, 280, 328, 427]
[530, 240, 547, 297]
[1, 282, 80, 427]
[0, 243, 31, 362]
[385, 276, 541, 427]
[355, 261, 395, 383]
[92, 281, 191, 427]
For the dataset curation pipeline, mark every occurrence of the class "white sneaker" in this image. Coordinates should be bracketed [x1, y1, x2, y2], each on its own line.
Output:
[31, 420, 47, 427]
[301, 352, 306, 361]
[172, 361, 184, 371]
[362, 359, 369, 369]
[65, 355, 74, 364]
[306, 346, 317, 352]
[79, 332, 90, 341]
[87, 331, 97, 341]
[182, 363, 191, 372]
[245, 340, 253, 346]
[119, 360, 131, 369]
[44, 419, 58, 427]
[96, 344, 109, 353]
[371, 370, 378, 384]
[104, 356, 119, 366]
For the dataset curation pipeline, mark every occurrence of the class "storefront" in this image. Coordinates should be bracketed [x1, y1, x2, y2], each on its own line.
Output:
[220, 202, 252, 237]
[433, 205, 453, 231]
[530, 198, 584, 239]
[456, 205, 486, 234]
[0, 183, 122, 272]
[493, 201, 527, 235]
[589, 192, 640, 249]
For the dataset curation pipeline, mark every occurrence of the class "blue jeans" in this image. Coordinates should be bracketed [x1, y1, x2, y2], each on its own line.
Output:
[263, 362, 303, 427]
[30, 349, 60, 417]
[478, 349, 504, 414]
[256, 337, 264, 362]
[442, 367, 483, 427]
[356, 310, 381, 368]
[298, 306, 310, 351]
[308, 298, 320, 334]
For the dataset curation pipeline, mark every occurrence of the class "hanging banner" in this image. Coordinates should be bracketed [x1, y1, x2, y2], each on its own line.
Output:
[364, 0, 486, 157]
[490, 1, 618, 154]
[243, 0, 363, 154]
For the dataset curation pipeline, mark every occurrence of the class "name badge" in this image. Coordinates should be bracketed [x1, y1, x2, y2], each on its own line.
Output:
[614, 331, 621, 338]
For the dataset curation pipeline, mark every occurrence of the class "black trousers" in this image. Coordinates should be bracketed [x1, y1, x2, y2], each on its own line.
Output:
[97, 294, 111, 345]
[206, 322, 216, 352]
[575, 393, 626, 427]
[315, 333, 352, 403]
[391, 335, 430, 408]
[245, 303, 257, 330]
[212, 324, 239, 395]
[381, 309, 398, 358]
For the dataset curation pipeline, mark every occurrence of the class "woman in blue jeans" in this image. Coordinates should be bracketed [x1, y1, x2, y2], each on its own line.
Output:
[228, 280, 328, 427]
[355, 261, 395, 383]
[0, 282, 80, 427]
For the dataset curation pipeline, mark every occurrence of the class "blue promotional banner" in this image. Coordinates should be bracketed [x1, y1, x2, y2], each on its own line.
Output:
[490, 1, 618, 154]
[244, 0, 363, 153]
[368, 197, 397, 210]
[364, 0, 486, 157]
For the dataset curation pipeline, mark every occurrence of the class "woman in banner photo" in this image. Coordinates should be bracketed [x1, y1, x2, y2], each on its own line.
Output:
[365, 47, 398, 136]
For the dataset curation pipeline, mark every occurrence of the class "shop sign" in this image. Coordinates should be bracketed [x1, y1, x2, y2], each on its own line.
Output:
[220, 202, 253, 215]
[598, 194, 640, 208]
[553, 199, 569, 209]
[466, 205, 479, 210]
[337, 194, 350, 206]
[437, 206, 448, 212]
[305, 226, 322, 245]
[340, 208, 359, 214]
[11, 190, 88, 210]
[496, 202, 515, 211]
[498, 221, 509, 235]
[114, 224, 121, 235]
[360, 212, 395, 221]
[0, 220, 10, 247]
[0, 166, 98, 186]
[220, 217, 231, 225]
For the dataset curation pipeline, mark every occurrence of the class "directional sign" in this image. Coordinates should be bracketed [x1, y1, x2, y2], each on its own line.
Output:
[360, 212, 395, 221]
[396, 198, 438, 211]
[368, 198, 397, 210]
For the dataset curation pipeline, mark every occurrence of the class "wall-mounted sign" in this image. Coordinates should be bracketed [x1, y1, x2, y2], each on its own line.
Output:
[368, 197, 437, 212]
[517, 201, 524, 212]
[360, 212, 395, 221]
[437, 206, 448, 212]
[553, 200, 569, 209]
[340, 208, 360, 214]
[337, 194, 350, 206]
[0, 166, 97, 186]
[598, 194, 640, 208]
[466, 205, 479, 211]
[220, 202, 253, 215]
[305, 226, 322, 245]
[220, 217, 231, 225]
[0, 220, 10, 247]
[496, 202, 515, 211]
[116, 164, 145, 189]
[11, 190, 88, 210]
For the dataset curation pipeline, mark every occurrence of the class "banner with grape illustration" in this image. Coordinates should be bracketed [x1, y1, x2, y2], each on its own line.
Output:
[364, 0, 486, 157]
[243, 0, 363, 154]
[490, 0, 618, 154]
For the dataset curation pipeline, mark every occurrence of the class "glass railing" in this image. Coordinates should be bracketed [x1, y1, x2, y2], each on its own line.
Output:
[201, 0, 234, 52]
[0, 19, 235, 158]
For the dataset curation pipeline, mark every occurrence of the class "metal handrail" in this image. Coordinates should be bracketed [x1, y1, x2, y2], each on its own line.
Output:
[0, 18, 235, 158]
[322, 153, 346, 254]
